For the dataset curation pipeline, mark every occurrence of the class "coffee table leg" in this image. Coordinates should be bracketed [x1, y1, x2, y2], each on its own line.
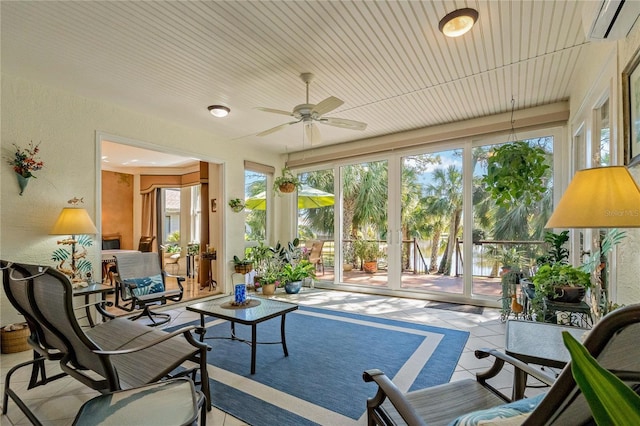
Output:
[281, 314, 289, 357]
[251, 324, 257, 375]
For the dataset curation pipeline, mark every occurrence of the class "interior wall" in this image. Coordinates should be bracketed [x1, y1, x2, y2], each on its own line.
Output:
[568, 21, 640, 305]
[101, 170, 134, 249]
[0, 75, 282, 325]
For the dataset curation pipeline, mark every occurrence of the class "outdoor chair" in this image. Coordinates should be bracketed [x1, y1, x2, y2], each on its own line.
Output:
[101, 234, 121, 284]
[1, 260, 71, 425]
[72, 378, 206, 426]
[114, 251, 184, 326]
[138, 235, 156, 252]
[3, 261, 211, 425]
[363, 303, 640, 425]
[308, 240, 325, 275]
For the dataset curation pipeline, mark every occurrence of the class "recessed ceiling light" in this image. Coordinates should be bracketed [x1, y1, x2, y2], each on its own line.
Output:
[439, 8, 478, 37]
[208, 105, 230, 118]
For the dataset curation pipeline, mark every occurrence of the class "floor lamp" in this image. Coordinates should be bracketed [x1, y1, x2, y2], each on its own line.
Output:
[545, 166, 640, 316]
[50, 207, 98, 282]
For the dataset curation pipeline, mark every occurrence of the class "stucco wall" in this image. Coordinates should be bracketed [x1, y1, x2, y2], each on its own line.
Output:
[0, 75, 282, 325]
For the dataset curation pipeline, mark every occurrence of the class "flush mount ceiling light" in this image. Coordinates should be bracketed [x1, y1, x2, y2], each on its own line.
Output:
[207, 105, 230, 118]
[439, 8, 478, 37]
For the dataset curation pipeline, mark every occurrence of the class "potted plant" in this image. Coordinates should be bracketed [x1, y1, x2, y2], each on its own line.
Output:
[482, 140, 550, 209]
[280, 260, 316, 294]
[521, 230, 569, 303]
[273, 167, 301, 194]
[233, 255, 253, 274]
[247, 242, 271, 288]
[532, 263, 591, 303]
[228, 198, 245, 212]
[353, 238, 381, 274]
[497, 247, 524, 276]
[256, 256, 283, 295]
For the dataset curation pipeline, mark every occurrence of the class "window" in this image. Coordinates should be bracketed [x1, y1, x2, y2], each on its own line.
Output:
[244, 161, 274, 243]
[162, 188, 181, 245]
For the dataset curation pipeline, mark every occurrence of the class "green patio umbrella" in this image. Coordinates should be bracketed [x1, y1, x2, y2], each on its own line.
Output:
[245, 185, 334, 210]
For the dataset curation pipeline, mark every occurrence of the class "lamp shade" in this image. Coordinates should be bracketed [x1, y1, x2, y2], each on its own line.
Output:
[50, 208, 98, 235]
[545, 166, 640, 229]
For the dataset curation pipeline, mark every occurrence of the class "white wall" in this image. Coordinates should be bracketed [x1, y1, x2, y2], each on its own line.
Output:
[0, 75, 282, 325]
[568, 23, 640, 305]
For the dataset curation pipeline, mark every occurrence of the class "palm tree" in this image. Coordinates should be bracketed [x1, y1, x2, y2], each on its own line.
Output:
[425, 165, 463, 275]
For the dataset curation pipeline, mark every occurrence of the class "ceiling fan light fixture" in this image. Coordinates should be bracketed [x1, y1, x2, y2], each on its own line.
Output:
[439, 8, 478, 37]
[207, 105, 230, 118]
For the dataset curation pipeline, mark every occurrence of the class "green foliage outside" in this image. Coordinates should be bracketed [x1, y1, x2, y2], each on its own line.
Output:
[293, 138, 553, 279]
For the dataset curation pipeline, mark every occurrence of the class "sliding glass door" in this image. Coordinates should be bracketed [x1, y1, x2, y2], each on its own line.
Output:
[400, 149, 463, 294]
[293, 128, 560, 303]
[340, 160, 388, 287]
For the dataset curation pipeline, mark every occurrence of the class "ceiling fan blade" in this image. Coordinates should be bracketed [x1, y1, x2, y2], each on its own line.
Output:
[305, 122, 322, 145]
[321, 117, 367, 131]
[313, 96, 344, 116]
[256, 120, 299, 137]
[255, 107, 294, 116]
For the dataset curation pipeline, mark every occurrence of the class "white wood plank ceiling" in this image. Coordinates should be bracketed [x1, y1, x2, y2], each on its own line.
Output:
[2, 1, 588, 156]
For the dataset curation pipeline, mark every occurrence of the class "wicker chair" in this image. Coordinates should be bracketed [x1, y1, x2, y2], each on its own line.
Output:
[3, 261, 211, 424]
[364, 303, 640, 425]
[114, 252, 184, 326]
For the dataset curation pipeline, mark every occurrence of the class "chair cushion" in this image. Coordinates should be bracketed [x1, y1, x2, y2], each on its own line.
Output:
[448, 393, 545, 426]
[124, 274, 165, 298]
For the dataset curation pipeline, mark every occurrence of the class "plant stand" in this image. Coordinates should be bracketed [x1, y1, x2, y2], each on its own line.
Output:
[542, 299, 593, 328]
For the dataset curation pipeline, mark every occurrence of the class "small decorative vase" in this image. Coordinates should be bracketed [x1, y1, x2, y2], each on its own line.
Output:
[285, 281, 302, 294]
[261, 283, 276, 296]
[16, 174, 30, 196]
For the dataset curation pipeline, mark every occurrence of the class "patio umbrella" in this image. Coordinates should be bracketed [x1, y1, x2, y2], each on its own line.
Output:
[245, 185, 334, 210]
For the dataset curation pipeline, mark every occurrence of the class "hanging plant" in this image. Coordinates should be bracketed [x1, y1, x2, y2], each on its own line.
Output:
[273, 167, 301, 194]
[228, 198, 245, 212]
[482, 141, 550, 209]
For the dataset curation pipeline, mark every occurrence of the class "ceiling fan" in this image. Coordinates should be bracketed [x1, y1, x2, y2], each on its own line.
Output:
[255, 73, 367, 145]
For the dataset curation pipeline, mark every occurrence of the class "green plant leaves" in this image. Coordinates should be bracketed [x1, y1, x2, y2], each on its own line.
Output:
[563, 332, 640, 425]
[483, 141, 550, 209]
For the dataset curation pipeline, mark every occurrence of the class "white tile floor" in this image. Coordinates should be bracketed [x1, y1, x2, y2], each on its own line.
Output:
[1, 289, 544, 426]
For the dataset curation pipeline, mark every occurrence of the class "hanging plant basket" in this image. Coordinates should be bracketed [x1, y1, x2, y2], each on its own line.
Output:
[278, 182, 296, 193]
[231, 205, 245, 213]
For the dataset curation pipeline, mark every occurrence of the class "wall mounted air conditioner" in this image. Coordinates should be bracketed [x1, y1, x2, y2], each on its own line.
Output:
[582, 0, 640, 41]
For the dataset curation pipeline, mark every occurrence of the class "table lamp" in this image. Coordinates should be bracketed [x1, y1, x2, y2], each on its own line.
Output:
[545, 166, 640, 229]
[545, 166, 640, 315]
[50, 207, 98, 281]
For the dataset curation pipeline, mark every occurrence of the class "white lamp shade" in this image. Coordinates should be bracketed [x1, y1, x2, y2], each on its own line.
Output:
[545, 166, 640, 229]
[50, 208, 98, 235]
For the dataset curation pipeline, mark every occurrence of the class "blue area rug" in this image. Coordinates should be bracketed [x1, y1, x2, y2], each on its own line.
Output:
[169, 306, 469, 425]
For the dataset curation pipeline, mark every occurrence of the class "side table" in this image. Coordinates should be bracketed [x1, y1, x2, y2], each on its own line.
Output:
[506, 320, 589, 399]
[200, 252, 217, 291]
[73, 283, 114, 327]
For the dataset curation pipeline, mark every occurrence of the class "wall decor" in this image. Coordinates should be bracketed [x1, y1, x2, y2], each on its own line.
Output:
[6, 141, 44, 195]
[623, 51, 640, 166]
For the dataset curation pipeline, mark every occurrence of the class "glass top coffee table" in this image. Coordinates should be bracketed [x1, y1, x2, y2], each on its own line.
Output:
[186, 296, 298, 374]
[505, 320, 589, 399]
